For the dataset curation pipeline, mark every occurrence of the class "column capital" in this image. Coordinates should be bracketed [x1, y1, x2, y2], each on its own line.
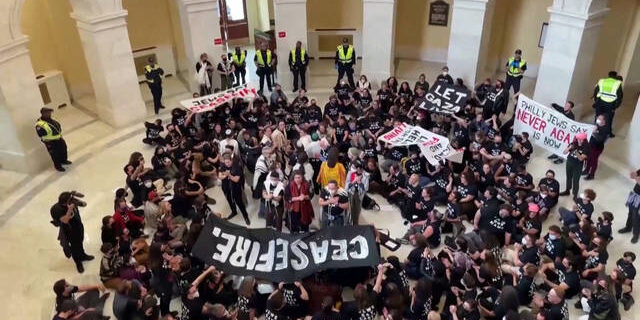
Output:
[362, 0, 395, 4]
[0, 35, 29, 64]
[180, 0, 219, 13]
[452, 0, 489, 11]
[547, 6, 609, 29]
[68, 0, 124, 19]
[274, 0, 307, 5]
[70, 10, 128, 33]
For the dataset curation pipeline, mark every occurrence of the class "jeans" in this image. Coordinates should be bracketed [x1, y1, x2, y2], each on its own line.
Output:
[322, 212, 344, 228]
[558, 206, 578, 227]
[565, 159, 582, 197]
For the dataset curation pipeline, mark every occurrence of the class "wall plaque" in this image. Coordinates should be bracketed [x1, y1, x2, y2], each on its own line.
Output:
[429, 0, 450, 27]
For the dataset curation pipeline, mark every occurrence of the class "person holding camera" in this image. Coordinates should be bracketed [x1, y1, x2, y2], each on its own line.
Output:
[560, 132, 589, 198]
[50, 191, 93, 273]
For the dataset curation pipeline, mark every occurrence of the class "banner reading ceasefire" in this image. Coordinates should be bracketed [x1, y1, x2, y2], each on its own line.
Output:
[191, 215, 380, 283]
[514, 95, 595, 157]
[180, 83, 259, 113]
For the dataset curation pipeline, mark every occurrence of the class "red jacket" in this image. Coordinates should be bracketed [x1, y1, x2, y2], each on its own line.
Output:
[112, 208, 144, 234]
[286, 180, 314, 225]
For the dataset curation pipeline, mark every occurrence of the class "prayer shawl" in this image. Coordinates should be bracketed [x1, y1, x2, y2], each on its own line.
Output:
[263, 179, 285, 207]
[286, 180, 314, 225]
[195, 61, 211, 89]
[253, 155, 270, 189]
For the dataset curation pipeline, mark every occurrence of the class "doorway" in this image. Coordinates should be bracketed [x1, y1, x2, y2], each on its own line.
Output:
[219, 0, 250, 41]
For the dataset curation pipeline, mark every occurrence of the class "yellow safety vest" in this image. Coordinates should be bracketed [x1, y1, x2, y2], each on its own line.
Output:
[337, 45, 353, 64]
[596, 78, 622, 103]
[144, 64, 162, 83]
[232, 52, 246, 65]
[36, 119, 62, 141]
[291, 48, 306, 63]
[256, 50, 272, 67]
[507, 57, 526, 77]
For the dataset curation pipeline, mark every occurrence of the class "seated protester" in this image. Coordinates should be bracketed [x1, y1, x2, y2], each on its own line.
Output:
[101, 215, 117, 246]
[377, 82, 395, 112]
[405, 236, 429, 279]
[318, 180, 349, 228]
[616, 252, 636, 310]
[404, 148, 426, 179]
[581, 235, 609, 281]
[99, 243, 126, 289]
[516, 203, 542, 240]
[456, 171, 478, 218]
[428, 162, 454, 205]
[342, 266, 383, 320]
[503, 263, 537, 306]
[476, 251, 505, 290]
[236, 276, 259, 320]
[538, 169, 560, 207]
[595, 211, 614, 240]
[192, 266, 237, 307]
[514, 164, 534, 193]
[381, 163, 408, 206]
[512, 132, 533, 164]
[512, 233, 541, 267]
[496, 176, 518, 204]
[361, 138, 379, 162]
[405, 278, 435, 320]
[472, 186, 500, 231]
[310, 296, 341, 320]
[537, 225, 565, 264]
[364, 158, 383, 193]
[558, 188, 596, 227]
[171, 107, 190, 133]
[401, 174, 424, 221]
[493, 152, 518, 183]
[335, 80, 353, 103]
[53, 279, 109, 316]
[476, 163, 495, 193]
[53, 299, 103, 320]
[578, 276, 620, 320]
[113, 198, 144, 238]
[151, 146, 179, 181]
[164, 124, 182, 153]
[567, 219, 593, 255]
[143, 119, 164, 145]
[539, 256, 581, 299]
[382, 144, 407, 174]
[278, 281, 310, 319]
[323, 95, 341, 126]
[443, 191, 464, 238]
[528, 185, 554, 220]
[449, 299, 481, 320]
[201, 303, 236, 320]
[532, 287, 569, 320]
[304, 99, 323, 130]
[124, 152, 153, 208]
[405, 209, 443, 248]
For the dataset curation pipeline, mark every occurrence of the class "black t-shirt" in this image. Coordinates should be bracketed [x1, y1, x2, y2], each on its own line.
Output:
[145, 122, 164, 139]
[575, 198, 594, 219]
[386, 146, 407, 161]
[405, 158, 424, 176]
[555, 261, 580, 298]
[305, 105, 323, 123]
[617, 259, 636, 280]
[457, 182, 478, 199]
[567, 142, 589, 164]
[584, 245, 608, 269]
[389, 173, 407, 190]
[320, 189, 348, 217]
[515, 172, 533, 188]
[446, 201, 461, 220]
[543, 235, 565, 261]
[547, 301, 569, 320]
[324, 103, 340, 121]
[539, 178, 560, 197]
[519, 246, 540, 266]
[516, 274, 535, 305]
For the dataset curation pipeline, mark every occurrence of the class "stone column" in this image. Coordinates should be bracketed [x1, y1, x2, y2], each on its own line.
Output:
[176, 0, 225, 92]
[70, 5, 146, 127]
[446, 0, 494, 86]
[0, 36, 51, 173]
[274, 0, 307, 92]
[361, 0, 397, 87]
[534, 0, 609, 117]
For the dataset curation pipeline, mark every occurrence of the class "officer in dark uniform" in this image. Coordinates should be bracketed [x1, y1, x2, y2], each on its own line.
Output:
[335, 37, 356, 88]
[144, 57, 165, 114]
[254, 43, 274, 94]
[289, 41, 309, 92]
[505, 49, 527, 94]
[36, 107, 71, 172]
[230, 46, 248, 86]
[50, 191, 93, 273]
[593, 71, 623, 137]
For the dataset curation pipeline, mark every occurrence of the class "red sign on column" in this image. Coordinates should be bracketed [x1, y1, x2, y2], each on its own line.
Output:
[278, 31, 286, 38]
[214, 38, 223, 45]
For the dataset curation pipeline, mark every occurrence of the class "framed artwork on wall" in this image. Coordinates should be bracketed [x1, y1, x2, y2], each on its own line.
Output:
[429, 0, 450, 26]
[539, 22, 549, 48]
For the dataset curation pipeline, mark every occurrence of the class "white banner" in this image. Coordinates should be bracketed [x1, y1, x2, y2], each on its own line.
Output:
[514, 95, 595, 157]
[180, 83, 259, 113]
[378, 123, 457, 165]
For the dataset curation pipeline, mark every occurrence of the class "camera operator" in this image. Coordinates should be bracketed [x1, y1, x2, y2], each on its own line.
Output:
[50, 191, 93, 273]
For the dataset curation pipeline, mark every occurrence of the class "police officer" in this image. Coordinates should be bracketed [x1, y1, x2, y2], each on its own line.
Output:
[231, 46, 248, 86]
[593, 71, 623, 138]
[289, 41, 309, 92]
[144, 57, 165, 114]
[50, 191, 93, 273]
[254, 43, 274, 94]
[335, 37, 356, 88]
[36, 107, 70, 172]
[505, 49, 527, 94]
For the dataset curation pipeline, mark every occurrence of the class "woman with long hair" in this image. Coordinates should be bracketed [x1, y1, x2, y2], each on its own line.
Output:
[285, 170, 314, 232]
[317, 147, 346, 189]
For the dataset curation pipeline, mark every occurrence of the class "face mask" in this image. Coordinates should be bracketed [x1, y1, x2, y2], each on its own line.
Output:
[596, 119, 604, 126]
[442, 72, 448, 76]
[549, 234, 557, 240]
[144, 181, 153, 188]
[580, 193, 586, 200]
[540, 193, 547, 198]
[521, 237, 528, 245]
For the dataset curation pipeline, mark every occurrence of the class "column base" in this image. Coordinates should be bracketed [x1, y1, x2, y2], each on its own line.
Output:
[0, 145, 50, 174]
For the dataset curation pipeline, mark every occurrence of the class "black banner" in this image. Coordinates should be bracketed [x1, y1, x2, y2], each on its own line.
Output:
[419, 82, 470, 114]
[191, 216, 381, 282]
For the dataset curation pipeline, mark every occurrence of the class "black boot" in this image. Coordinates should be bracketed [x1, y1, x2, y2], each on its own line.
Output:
[76, 263, 85, 273]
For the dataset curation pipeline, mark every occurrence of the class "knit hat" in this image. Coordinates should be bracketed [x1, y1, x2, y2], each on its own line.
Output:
[576, 132, 587, 141]
[528, 203, 540, 213]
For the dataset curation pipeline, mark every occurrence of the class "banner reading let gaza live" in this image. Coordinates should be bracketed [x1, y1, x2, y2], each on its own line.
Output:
[180, 83, 259, 113]
[514, 95, 595, 157]
[378, 123, 455, 165]
[418, 82, 470, 114]
[191, 215, 380, 283]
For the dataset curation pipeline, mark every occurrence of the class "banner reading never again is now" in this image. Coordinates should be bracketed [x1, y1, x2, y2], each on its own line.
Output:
[513, 95, 595, 157]
[180, 83, 259, 113]
[191, 215, 380, 283]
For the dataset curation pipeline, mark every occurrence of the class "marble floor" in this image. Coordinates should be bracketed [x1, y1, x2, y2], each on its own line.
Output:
[0, 59, 638, 319]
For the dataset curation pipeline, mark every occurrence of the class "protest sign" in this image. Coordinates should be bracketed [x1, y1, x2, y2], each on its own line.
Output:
[191, 215, 380, 283]
[378, 123, 457, 165]
[180, 83, 258, 113]
[419, 82, 470, 114]
[514, 95, 595, 157]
